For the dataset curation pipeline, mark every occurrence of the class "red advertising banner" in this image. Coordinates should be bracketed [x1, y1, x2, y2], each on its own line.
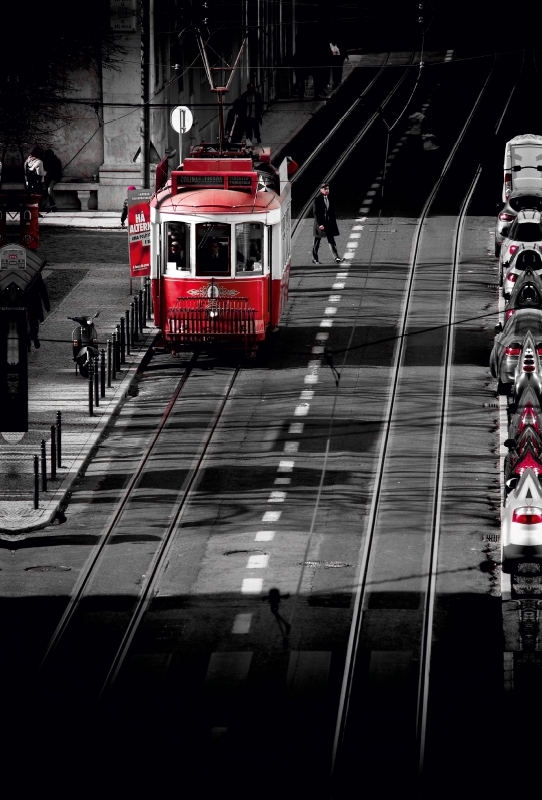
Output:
[127, 188, 152, 277]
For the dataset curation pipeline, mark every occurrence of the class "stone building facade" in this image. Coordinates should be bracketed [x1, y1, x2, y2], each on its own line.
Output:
[48, 0, 297, 211]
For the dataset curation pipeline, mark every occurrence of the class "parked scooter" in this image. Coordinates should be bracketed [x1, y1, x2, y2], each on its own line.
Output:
[68, 312, 99, 377]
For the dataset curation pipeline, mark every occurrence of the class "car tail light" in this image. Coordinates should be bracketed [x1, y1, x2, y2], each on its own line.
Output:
[509, 245, 519, 256]
[506, 272, 517, 283]
[505, 173, 512, 198]
[506, 309, 515, 320]
[537, 343, 542, 356]
[513, 507, 542, 524]
[499, 212, 515, 221]
[506, 344, 522, 356]
[519, 405, 541, 433]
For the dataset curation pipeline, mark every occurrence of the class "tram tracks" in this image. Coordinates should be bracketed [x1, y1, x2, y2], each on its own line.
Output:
[330, 51, 524, 795]
[37, 354, 242, 700]
[291, 52, 417, 224]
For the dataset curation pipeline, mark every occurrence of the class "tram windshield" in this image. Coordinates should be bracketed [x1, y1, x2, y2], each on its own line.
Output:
[235, 223, 263, 275]
[196, 223, 230, 275]
[166, 222, 190, 271]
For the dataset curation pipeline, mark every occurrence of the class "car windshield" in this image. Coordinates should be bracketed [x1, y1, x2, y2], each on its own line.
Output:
[510, 195, 542, 211]
[507, 312, 542, 336]
[509, 221, 542, 242]
[514, 251, 542, 271]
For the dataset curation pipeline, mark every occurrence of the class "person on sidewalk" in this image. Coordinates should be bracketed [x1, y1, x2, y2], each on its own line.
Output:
[312, 183, 344, 263]
[329, 31, 348, 88]
[120, 186, 137, 228]
[42, 148, 62, 212]
[24, 146, 45, 194]
[226, 83, 264, 143]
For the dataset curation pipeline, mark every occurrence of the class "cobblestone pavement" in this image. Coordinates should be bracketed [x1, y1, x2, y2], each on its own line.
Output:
[0, 228, 155, 533]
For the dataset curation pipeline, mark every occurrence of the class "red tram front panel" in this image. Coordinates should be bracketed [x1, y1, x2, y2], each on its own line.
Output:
[149, 154, 291, 351]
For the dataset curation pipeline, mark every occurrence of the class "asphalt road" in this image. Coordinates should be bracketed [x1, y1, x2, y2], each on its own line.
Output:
[4, 50, 542, 797]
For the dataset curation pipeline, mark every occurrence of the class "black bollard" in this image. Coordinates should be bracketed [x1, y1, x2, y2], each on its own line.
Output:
[94, 353, 99, 407]
[56, 411, 62, 468]
[120, 318, 126, 363]
[50, 425, 56, 480]
[111, 332, 117, 380]
[107, 339, 112, 387]
[34, 455, 39, 509]
[89, 359, 94, 416]
[41, 439, 47, 492]
[125, 309, 131, 355]
[139, 288, 144, 330]
[100, 349, 106, 397]
[142, 283, 147, 325]
[133, 297, 139, 342]
[115, 324, 121, 370]
[147, 278, 153, 317]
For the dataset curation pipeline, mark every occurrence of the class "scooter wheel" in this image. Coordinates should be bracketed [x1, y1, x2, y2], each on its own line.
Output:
[79, 363, 89, 378]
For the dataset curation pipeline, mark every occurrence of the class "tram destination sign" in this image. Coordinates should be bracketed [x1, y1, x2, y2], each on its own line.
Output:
[174, 173, 256, 192]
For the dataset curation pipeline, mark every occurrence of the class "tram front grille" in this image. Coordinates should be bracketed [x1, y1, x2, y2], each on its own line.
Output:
[167, 297, 257, 343]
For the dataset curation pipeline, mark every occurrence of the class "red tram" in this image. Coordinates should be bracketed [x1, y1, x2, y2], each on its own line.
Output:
[149, 145, 292, 354]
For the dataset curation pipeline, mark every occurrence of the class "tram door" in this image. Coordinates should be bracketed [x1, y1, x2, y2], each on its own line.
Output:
[268, 225, 273, 317]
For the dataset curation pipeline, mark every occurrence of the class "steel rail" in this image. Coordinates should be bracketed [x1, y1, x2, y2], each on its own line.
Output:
[100, 365, 241, 695]
[292, 53, 416, 237]
[331, 52, 509, 782]
[38, 352, 200, 668]
[417, 49, 526, 779]
[290, 52, 392, 185]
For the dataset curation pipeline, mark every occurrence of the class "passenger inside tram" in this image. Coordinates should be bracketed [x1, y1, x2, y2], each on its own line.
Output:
[235, 222, 263, 274]
[167, 222, 189, 270]
[196, 222, 230, 274]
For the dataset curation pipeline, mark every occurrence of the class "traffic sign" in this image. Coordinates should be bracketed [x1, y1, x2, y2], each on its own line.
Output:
[171, 106, 193, 134]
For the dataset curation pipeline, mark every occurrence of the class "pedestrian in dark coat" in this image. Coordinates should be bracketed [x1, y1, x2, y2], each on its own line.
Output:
[312, 183, 344, 263]
[42, 148, 62, 211]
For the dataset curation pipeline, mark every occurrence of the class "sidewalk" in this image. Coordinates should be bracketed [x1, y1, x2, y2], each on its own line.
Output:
[0, 54, 368, 534]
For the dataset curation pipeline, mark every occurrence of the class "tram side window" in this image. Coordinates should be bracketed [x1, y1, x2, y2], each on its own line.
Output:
[196, 223, 230, 275]
[235, 222, 263, 275]
[166, 222, 190, 271]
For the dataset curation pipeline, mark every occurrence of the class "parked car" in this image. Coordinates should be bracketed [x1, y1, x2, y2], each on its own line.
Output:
[494, 189, 542, 257]
[490, 313, 542, 393]
[502, 467, 542, 573]
[502, 134, 542, 203]
[503, 268, 542, 320]
[500, 246, 542, 299]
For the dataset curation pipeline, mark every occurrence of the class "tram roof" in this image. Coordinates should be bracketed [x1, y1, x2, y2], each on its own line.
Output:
[152, 186, 282, 214]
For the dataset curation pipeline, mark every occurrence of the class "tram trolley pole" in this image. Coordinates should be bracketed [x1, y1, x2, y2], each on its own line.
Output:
[50, 425, 57, 481]
[34, 455, 39, 509]
[125, 309, 131, 355]
[89, 359, 94, 416]
[41, 439, 47, 492]
[100, 349, 106, 397]
[107, 339, 112, 386]
[94, 352, 99, 407]
[120, 317, 126, 364]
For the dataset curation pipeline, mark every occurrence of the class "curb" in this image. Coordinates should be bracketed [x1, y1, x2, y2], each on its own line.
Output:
[0, 327, 158, 537]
